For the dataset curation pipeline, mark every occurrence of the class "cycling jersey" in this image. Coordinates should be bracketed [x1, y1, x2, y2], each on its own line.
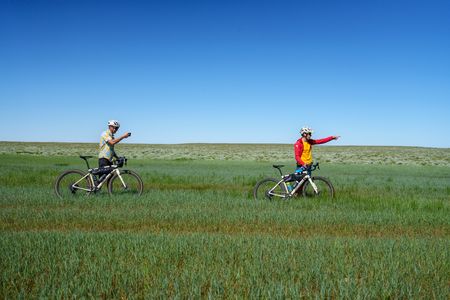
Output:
[294, 136, 334, 166]
[99, 129, 115, 161]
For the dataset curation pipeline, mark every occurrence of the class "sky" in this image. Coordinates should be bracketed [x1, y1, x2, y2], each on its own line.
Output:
[1, 0, 449, 147]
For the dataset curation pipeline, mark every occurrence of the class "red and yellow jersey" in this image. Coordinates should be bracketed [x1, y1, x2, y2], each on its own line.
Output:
[294, 136, 334, 166]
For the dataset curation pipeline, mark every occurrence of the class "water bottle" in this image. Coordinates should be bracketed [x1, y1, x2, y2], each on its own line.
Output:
[286, 182, 293, 192]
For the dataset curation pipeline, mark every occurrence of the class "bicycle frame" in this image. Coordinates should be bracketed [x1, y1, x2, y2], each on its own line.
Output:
[267, 174, 318, 198]
[70, 168, 126, 192]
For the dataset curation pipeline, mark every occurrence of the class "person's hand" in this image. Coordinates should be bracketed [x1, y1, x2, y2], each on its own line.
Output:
[332, 135, 340, 140]
[122, 132, 131, 139]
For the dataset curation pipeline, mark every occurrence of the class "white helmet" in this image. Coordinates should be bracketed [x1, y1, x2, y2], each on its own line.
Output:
[300, 126, 313, 135]
[107, 120, 120, 128]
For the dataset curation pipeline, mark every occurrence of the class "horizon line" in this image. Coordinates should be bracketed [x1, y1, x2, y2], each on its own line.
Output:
[0, 140, 448, 150]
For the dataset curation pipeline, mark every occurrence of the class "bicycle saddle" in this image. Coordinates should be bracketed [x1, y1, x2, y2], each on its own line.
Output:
[272, 165, 285, 169]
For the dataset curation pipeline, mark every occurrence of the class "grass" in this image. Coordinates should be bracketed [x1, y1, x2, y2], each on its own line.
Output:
[0, 143, 449, 298]
[1, 233, 448, 298]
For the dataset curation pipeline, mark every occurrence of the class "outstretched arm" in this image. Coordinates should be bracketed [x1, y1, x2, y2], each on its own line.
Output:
[108, 132, 131, 146]
[310, 136, 340, 145]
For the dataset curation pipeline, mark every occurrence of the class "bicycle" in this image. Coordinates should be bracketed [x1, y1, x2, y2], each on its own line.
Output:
[54, 155, 144, 199]
[253, 162, 335, 200]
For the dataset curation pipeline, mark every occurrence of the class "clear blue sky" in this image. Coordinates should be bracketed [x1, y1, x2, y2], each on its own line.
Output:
[1, 0, 449, 147]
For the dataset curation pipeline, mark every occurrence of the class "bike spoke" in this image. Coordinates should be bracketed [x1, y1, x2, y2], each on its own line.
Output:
[302, 177, 334, 199]
[254, 179, 287, 200]
[108, 172, 143, 196]
[55, 171, 91, 199]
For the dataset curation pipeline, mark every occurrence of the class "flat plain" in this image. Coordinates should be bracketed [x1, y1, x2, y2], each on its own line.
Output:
[0, 142, 449, 298]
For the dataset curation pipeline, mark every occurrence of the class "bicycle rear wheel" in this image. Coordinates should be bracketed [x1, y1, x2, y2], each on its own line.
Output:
[253, 178, 288, 200]
[301, 176, 335, 199]
[54, 170, 92, 199]
[108, 170, 143, 196]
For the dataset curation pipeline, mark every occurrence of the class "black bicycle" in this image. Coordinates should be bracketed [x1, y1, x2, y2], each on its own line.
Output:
[54, 156, 143, 199]
[253, 162, 335, 200]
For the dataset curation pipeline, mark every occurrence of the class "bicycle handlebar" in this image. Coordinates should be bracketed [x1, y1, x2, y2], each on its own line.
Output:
[309, 162, 320, 171]
[114, 156, 127, 167]
[274, 162, 321, 176]
[78, 155, 128, 169]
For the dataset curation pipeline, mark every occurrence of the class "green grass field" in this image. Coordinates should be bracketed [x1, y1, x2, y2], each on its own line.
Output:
[1, 142, 449, 298]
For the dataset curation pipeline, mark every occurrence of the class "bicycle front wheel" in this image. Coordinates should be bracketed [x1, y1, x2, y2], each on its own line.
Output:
[108, 170, 143, 196]
[253, 178, 288, 200]
[301, 176, 335, 199]
[54, 170, 92, 199]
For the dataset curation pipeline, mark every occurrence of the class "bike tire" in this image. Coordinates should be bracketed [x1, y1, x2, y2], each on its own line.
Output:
[54, 169, 92, 199]
[253, 178, 288, 200]
[108, 170, 144, 197]
[301, 176, 335, 199]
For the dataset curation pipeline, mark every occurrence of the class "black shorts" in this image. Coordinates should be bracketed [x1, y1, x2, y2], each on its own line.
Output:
[98, 158, 112, 168]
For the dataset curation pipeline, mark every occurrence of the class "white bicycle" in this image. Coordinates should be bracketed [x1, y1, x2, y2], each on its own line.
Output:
[253, 163, 335, 200]
[54, 155, 143, 199]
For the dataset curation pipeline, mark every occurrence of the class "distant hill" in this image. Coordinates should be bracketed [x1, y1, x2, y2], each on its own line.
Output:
[1, 141, 449, 166]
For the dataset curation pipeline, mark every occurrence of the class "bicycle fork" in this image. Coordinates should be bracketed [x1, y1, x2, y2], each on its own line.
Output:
[116, 169, 128, 189]
[307, 176, 319, 194]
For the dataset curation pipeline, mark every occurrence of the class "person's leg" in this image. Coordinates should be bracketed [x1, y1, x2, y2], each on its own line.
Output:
[98, 158, 112, 168]
[97, 158, 112, 183]
[295, 165, 305, 173]
[295, 165, 312, 176]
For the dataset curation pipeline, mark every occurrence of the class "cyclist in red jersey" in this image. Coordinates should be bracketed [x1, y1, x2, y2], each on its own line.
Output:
[294, 127, 340, 173]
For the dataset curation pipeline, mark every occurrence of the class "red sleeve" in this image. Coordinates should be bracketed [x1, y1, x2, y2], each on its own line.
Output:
[309, 136, 334, 145]
[294, 139, 305, 165]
